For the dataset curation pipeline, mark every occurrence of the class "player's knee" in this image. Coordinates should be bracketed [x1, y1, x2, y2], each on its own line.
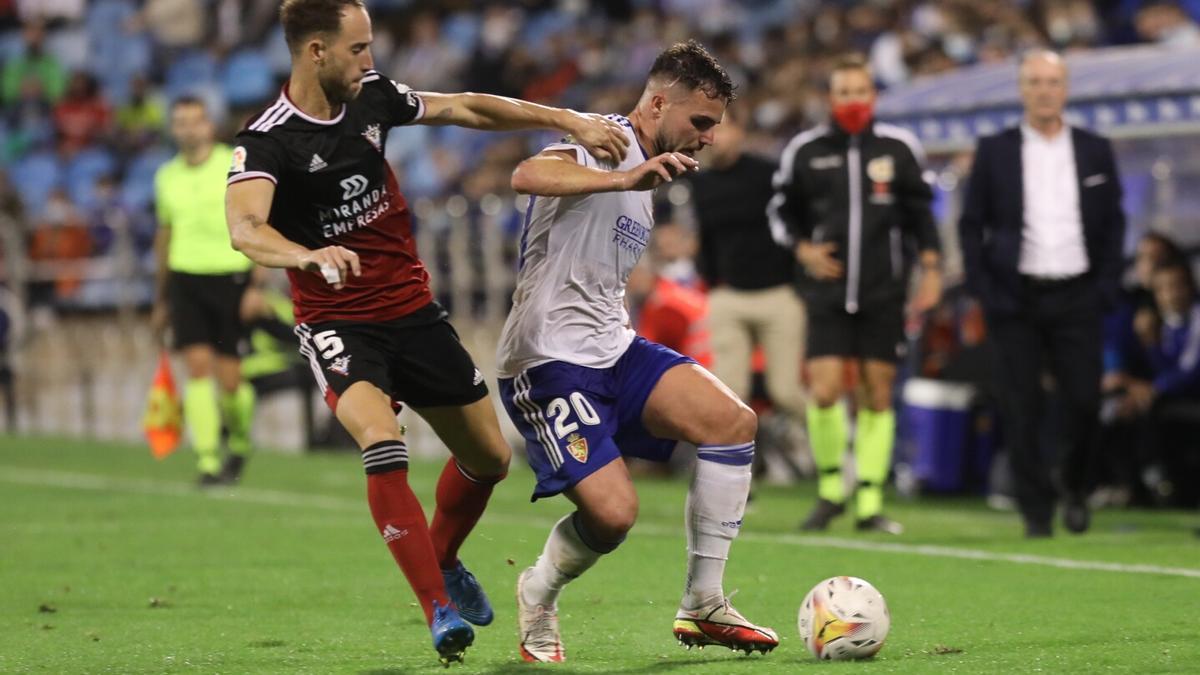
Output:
[810, 383, 842, 408]
[358, 425, 403, 450]
[727, 404, 758, 444]
[581, 494, 638, 544]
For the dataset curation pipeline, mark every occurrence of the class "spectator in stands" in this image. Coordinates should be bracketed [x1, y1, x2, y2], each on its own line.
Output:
[1, 20, 65, 104]
[4, 76, 54, 156]
[388, 11, 466, 92]
[15, 0, 84, 25]
[133, 0, 206, 52]
[53, 72, 111, 155]
[627, 229, 713, 369]
[1113, 261, 1200, 506]
[959, 50, 1126, 537]
[1135, 1, 1200, 46]
[28, 187, 92, 303]
[1096, 233, 1185, 504]
[115, 76, 166, 152]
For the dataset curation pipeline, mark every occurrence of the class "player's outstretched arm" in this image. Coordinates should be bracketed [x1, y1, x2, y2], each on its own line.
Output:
[226, 178, 360, 289]
[512, 149, 698, 197]
[417, 92, 629, 163]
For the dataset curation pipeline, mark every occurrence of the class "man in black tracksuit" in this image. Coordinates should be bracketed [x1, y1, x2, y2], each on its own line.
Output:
[769, 57, 942, 533]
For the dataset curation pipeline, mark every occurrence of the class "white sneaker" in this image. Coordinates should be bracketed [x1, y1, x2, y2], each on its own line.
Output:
[674, 597, 779, 654]
[516, 567, 565, 662]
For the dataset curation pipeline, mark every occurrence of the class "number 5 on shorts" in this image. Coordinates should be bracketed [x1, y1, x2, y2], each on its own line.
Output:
[314, 330, 344, 359]
[546, 392, 600, 439]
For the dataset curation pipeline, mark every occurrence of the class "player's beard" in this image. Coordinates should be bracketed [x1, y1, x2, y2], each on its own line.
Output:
[654, 128, 697, 157]
[318, 66, 359, 106]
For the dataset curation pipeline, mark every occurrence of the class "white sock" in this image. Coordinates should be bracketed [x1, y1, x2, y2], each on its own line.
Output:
[683, 443, 753, 610]
[522, 513, 604, 607]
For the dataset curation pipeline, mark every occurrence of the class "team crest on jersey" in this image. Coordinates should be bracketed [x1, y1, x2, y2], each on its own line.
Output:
[327, 355, 351, 376]
[565, 433, 588, 463]
[230, 146, 246, 173]
[867, 155, 894, 183]
[362, 124, 381, 151]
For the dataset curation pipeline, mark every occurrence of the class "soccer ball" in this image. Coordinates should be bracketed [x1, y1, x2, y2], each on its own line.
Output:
[797, 576, 890, 660]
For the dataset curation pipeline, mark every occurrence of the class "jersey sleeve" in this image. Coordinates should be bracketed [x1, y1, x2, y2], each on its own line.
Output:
[226, 132, 286, 186]
[542, 140, 600, 168]
[360, 70, 425, 127]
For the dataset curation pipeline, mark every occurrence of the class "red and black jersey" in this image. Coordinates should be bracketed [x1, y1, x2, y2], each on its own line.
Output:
[227, 71, 430, 324]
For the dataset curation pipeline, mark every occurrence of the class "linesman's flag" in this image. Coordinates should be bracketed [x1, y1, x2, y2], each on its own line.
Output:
[143, 351, 182, 459]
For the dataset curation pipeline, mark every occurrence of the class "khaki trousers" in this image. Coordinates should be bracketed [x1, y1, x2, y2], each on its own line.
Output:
[707, 285, 806, 417]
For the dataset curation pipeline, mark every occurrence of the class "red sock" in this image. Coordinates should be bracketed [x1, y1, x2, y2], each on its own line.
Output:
[430, 459, 504, 569]
[365, 462, 448, 625]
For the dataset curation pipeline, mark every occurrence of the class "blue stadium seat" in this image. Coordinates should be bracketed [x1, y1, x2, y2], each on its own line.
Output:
[165, 51, 218, 99]
[0, 30, 23, 62]
[45, 27, 89, 73]
[10, 152, 63, 216]
[221, 48, 276, 107]
[120, 146, 172, 212]
[441, 13, 482, 55]
[66, 147, 117, 209]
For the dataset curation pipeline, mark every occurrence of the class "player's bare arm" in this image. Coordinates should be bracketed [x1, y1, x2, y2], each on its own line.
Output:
[226, 178, 361, 289]
[417, 92, 630, 163]
[511, 149, 699, 197]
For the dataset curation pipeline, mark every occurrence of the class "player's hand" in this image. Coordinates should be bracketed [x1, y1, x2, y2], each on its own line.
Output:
[908, 267, 943, 317]
[566, 112, 629, 164]
[298, 246, 361, 290]
[796, 241, 844, 280]
[150, 302, 169, 346]
[621, 152, 699, 191]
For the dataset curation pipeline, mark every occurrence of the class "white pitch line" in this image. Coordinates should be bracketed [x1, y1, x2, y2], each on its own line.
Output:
[3, 466, 1199, 580]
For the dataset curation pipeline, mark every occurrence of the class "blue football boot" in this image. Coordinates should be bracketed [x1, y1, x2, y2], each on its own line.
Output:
[441, 561, 494, 626]
[431, 600, 474, 666]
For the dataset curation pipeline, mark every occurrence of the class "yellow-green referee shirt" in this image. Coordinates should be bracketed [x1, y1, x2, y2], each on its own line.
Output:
[154, 143, 253, 275]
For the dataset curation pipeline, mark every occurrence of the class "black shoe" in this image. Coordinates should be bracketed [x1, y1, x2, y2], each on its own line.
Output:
[197, 472, 224, 488]
[1025, 521, 1052, 538]
[800, 498, 845, 531]
[220, 455, 247, 484]
[1063, 500, 1090, 534]
[856, 514, 904, 535]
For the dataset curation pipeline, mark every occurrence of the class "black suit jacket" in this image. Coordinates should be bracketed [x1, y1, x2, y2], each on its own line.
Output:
[958, 126, 1126, 316]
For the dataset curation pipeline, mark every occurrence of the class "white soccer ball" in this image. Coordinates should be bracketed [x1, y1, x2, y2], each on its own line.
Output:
[797, 576, 890, 660]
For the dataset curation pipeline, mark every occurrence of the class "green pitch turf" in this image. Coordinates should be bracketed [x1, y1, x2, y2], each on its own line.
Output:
[2, 436, 1198, 673]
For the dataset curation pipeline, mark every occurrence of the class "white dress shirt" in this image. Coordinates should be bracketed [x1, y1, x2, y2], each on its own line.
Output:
[1019, 122, 1090, 278]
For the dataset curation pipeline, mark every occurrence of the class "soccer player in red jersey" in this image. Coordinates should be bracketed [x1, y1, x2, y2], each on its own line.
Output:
[223, 0, 628, 665]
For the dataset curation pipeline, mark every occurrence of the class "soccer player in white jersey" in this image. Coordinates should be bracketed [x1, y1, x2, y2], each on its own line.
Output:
[495, 40, 779, 663]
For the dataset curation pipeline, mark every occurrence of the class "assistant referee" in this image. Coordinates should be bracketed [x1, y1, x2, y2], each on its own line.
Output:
[152, 96, 256, 485]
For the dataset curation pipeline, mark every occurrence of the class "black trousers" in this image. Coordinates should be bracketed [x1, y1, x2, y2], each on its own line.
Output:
[988, 276, 1102, 527]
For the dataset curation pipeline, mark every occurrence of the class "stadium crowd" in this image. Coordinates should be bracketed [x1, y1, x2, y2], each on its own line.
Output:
[1, 0, 1199, 511]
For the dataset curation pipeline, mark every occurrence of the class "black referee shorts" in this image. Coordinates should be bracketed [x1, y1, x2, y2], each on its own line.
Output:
[294, 302, 488, 413]
[806, 300, 906, 363]
[168, 271, 250, 357]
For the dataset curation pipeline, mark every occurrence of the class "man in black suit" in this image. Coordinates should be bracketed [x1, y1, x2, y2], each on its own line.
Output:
[959, 50, 1126, 538]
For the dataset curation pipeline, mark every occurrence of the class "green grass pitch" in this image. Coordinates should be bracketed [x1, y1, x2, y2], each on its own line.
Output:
[2, 436, 1198, 673]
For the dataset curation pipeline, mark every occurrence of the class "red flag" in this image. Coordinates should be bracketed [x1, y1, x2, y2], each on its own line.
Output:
[143, 351, 182, 459]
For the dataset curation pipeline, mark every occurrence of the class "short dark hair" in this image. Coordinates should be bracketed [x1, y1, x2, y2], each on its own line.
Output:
[830, 54, 873, 84]
[280, 0, 365, 54]
[171, 94, 206, 113]
[648, 39, 736, 103]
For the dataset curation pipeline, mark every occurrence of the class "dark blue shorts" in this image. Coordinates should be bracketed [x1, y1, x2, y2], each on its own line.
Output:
[499, 337, 695, 500]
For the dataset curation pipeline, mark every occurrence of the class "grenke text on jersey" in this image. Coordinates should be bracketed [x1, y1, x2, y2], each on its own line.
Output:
[318, 186, 390, 237]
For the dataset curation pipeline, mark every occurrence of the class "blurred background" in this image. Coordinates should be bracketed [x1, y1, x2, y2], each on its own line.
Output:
[3, 0, 1200, 509]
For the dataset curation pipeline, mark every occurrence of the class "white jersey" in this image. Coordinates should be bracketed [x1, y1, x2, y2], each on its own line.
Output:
[496, 115, 654, 378]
